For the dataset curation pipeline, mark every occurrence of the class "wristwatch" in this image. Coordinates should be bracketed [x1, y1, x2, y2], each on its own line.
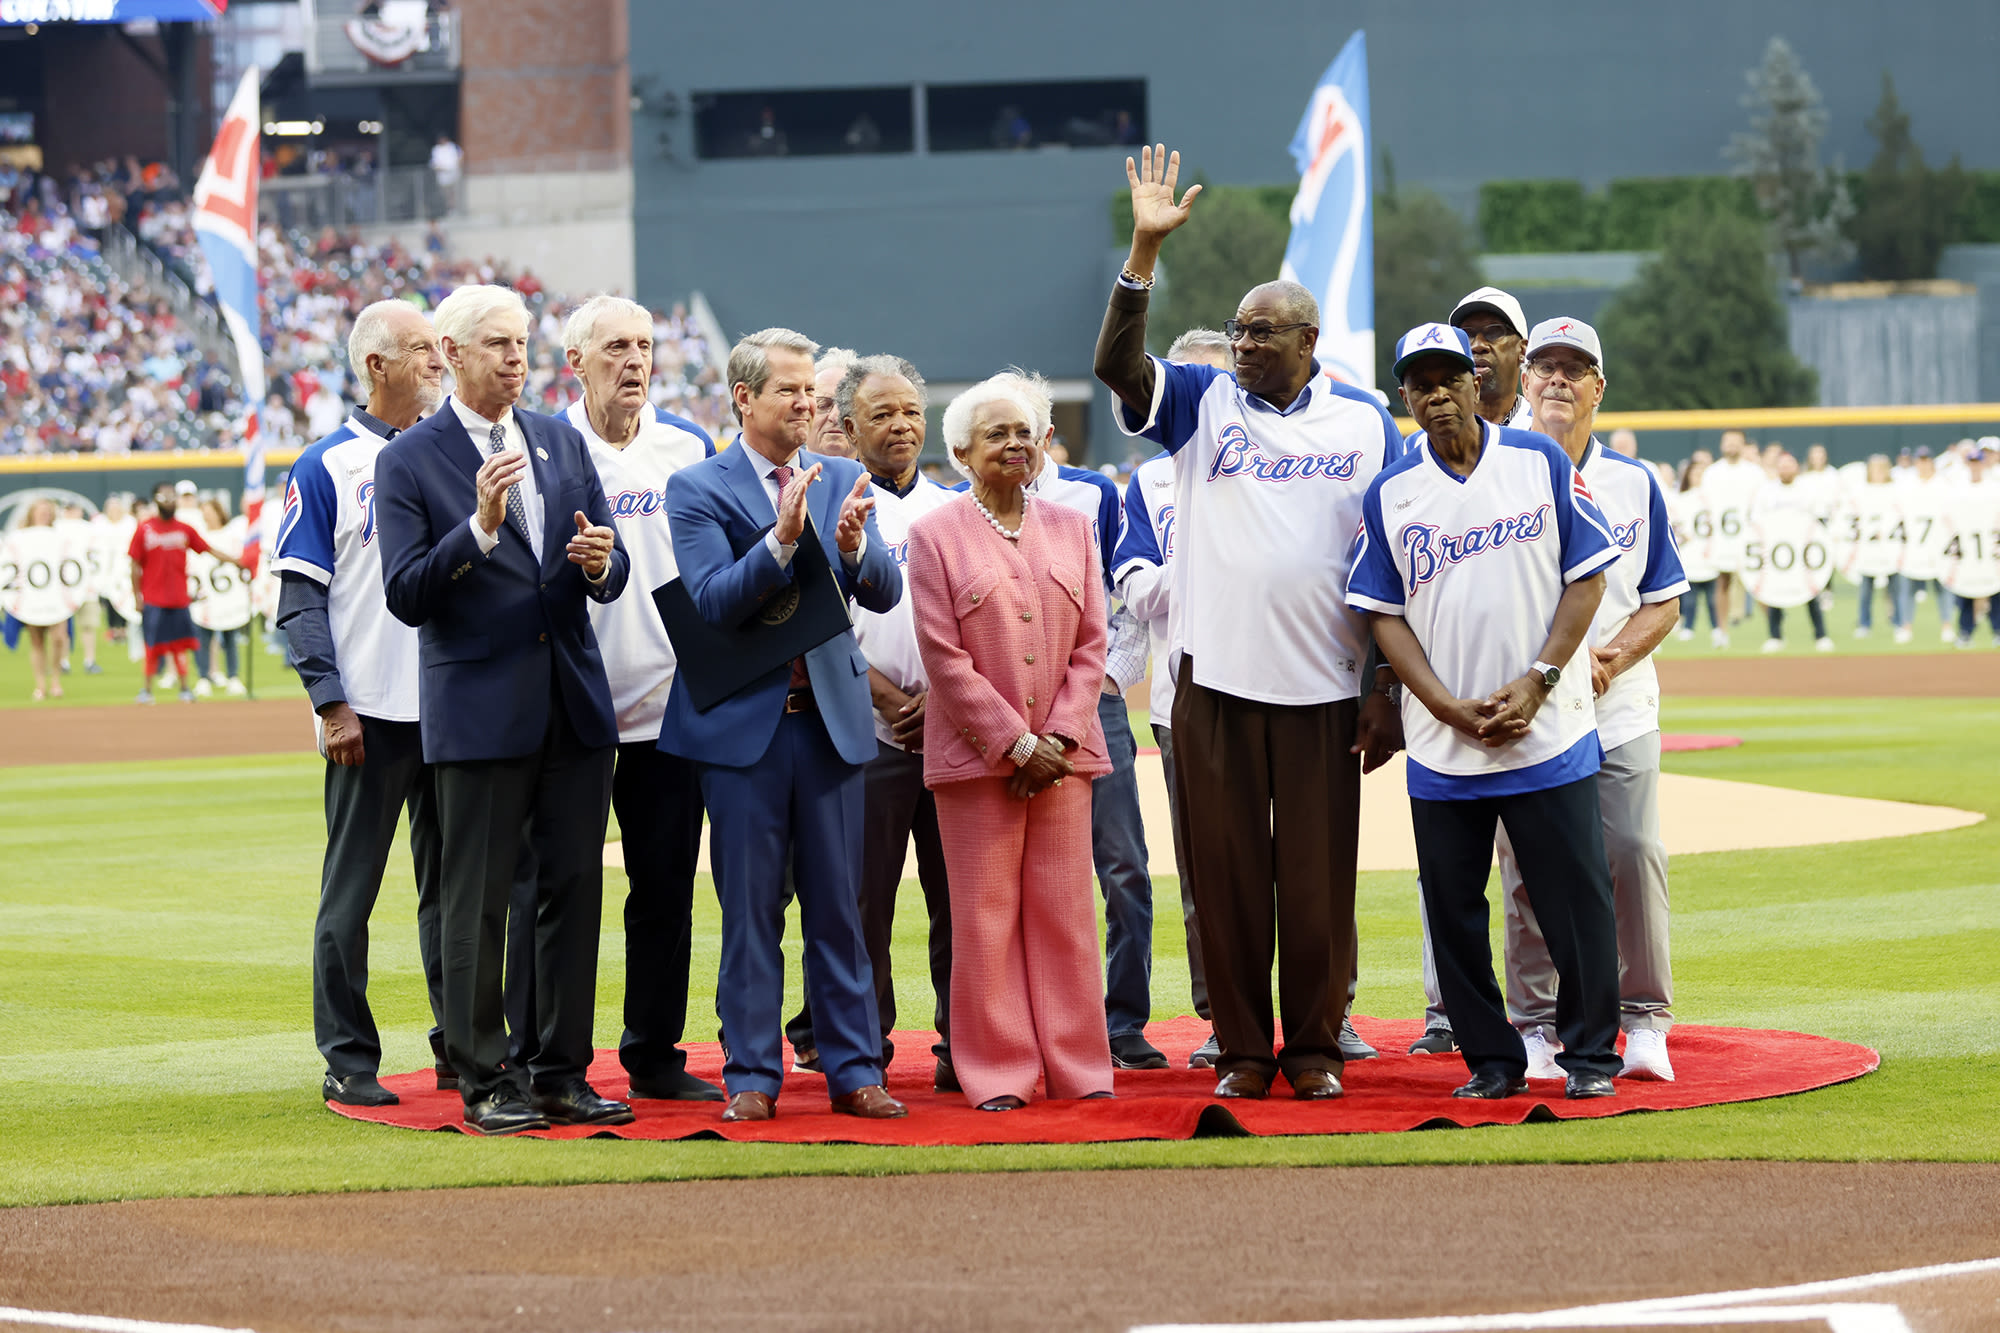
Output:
[1531, 660, 1562, 689]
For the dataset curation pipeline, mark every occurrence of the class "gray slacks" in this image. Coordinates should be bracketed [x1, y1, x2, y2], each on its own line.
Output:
[1416, 731, 1673, 1036]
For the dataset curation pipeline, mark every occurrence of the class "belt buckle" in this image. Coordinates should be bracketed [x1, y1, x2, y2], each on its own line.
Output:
[784, 690, 812, 715]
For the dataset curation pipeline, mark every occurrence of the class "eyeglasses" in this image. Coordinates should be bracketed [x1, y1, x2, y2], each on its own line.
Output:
[1526, 358, 1598, 384]
[1223, 319, 1311, 346]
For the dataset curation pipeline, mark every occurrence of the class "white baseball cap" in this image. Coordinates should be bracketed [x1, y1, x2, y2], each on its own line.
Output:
[1526, 317, 1605, 374]
[1449, 286, 1529, 340]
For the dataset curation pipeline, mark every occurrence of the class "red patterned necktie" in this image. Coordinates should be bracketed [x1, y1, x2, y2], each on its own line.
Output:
[771, 464, 809, 690]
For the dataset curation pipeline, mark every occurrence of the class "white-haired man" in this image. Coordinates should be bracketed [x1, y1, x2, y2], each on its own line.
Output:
[1499, 317, 1687, 1083]
[658, 327, 906, 1123]
[275, 298, 452, 1109]
[375, 283, 632, 1136]
[811, 346, 860, 459]
[497, 295, 725, 1104]
[1096, 147, 1403, 1101]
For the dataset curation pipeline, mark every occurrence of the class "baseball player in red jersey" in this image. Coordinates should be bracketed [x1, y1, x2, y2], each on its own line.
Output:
[128, 480, 242, 703]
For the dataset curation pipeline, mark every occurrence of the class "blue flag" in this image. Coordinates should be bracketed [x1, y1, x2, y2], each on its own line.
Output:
[1279, 30, 1374, 390]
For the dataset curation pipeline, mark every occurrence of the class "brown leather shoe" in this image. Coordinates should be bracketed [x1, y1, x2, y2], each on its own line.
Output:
[1212, 1070, 1269, 1099]
[720, 1090, 774, 1122]
[1290, 1069, 1344, 1100]
[830, 1084, 908, 1119]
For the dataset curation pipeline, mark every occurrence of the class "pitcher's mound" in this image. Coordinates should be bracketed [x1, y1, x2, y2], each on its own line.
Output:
[329, 1016, 1878, 1145]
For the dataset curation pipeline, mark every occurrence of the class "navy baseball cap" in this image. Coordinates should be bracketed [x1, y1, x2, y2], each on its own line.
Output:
[1393, 323, 1477, 382]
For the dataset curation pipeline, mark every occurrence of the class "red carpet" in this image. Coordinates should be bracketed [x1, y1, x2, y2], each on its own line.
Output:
[1660, 733, 1743, 752]
[330, 1016, 1877, 1144]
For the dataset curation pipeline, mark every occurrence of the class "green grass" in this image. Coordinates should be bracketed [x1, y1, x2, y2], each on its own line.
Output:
[0, 622, 305, 709]
[2, 679, 1997, 1204]
[1652, 579, 1988, 659]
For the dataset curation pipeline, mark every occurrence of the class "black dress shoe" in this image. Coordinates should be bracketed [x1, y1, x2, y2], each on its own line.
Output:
[793, 1046, 823, 1074]
[1109, 1032, 1170, 1070]
[530, 1081, 636, 1126]
[627, 1068, 725, 1102]
[977, 1095, 1026, 1112]
[1452, 1071, 1529, 1100]
[428, 1035, 457, 1090]
[463, 1092, 550, 1136]
[1565, 1070, 1617, 1100]
[323, 1072, 398, 1107]
[934, 1057, 961, 1094]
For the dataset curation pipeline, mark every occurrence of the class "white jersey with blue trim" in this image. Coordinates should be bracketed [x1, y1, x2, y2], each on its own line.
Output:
[567, 400, 716, 743]
[272, 415, 418, 721]
[1116, 356, 1402, 706]
[1347, 420, 1621, 799]
[1111, 450, 1181, 722]
[854, 471, 959, 749]
[1578, 436, 1690, 751]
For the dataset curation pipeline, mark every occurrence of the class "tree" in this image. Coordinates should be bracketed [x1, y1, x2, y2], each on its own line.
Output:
[1849, 73, 1971, 281]
[1597, 204, 1818, 410]
[1372, 157, 1482, 391]
[1144, 184, 1291, 354]
[1724, 36, 1855, 280]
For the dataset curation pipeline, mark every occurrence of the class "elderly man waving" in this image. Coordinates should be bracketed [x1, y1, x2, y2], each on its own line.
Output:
[1094, 145, 1403, 1102]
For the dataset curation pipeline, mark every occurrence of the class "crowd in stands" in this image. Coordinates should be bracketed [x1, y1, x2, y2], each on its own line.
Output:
[1, 158, 730, 457]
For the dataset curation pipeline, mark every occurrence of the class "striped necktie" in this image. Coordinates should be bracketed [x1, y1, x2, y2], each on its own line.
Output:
[487, 422, 530, 545]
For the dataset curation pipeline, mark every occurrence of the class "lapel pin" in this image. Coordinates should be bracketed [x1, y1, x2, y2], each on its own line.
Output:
[535, 447, 549, 461]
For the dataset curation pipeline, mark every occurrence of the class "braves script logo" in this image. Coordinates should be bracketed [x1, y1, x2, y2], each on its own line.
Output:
[1156, 503, 1177, 559]
[1207, 424, 1361, 484]
[1400, 505, 1552, 593]
[357, 479, 377, 546]
[607, 487, 667, 520]
[1611, 517, 1643, 551]
[887, 538, 912, 567]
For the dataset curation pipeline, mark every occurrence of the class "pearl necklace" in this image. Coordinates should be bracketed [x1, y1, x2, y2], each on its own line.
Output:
[971, 492, 1025, 541]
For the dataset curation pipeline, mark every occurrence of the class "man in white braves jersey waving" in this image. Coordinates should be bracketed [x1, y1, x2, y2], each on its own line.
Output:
[275, 299, 451, 1109]
[505, 294, 723, 1103]
[1096, 144, 1403, 1103]
[1348, 323, 1623, 1102]
[1499, 317, 1687, 1083]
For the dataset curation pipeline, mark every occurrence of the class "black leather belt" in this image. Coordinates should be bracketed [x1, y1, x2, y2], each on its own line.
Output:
[783, 689, 817, 715]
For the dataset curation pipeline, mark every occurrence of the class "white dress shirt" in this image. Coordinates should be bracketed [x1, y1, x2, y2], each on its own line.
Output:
[456, 395, 544, 562]
[745, 444, 865, 569]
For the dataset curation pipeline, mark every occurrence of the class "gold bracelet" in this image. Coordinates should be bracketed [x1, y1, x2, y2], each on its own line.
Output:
[1119, 267, 1155, 290]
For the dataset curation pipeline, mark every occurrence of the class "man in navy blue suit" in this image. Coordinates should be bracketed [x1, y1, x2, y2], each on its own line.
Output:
[659, 327, 908, 1123]
[375, 283, 633, 1136]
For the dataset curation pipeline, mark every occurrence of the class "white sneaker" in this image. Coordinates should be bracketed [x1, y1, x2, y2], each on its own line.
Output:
[1760, 638, 1784, 654]
[1522, 1029, 1564, 1080]
[193, 677, 213, 698]
[1942, 625, 1958, 644]
[1852, 625, 1870, 639]
[1620, 1028, 1675, 1081]
[156, 670, 176, 690]
[1815, 636, 1835, 653]
[1711, 628, 1730, 649]
[224, 676, 246, 696]
[1677, 627, 1694, 642]
[1893, 626, 1913, 645]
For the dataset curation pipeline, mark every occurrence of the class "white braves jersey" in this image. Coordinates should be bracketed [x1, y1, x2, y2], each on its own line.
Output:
[567, 400, 715, 743]
[1577, 438, 1689, 752]
[853, 472, 958, 749]
[272, 415, 420, 721]
[1348, 421, 1620, 799]
[1111, 450, 1181, 722]
[1118, 355, 1403, 705]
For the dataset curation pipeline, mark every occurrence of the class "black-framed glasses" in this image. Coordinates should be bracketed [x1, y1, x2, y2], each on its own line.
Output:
[1223, 319, 1311, 346]
[1526, 357, 1598, 384]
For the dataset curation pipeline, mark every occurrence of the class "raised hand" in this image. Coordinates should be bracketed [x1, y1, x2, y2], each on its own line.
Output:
[774, 462, 822, 546]
[1127, 143, 1203, 242]
[565, 509, 615, 578]
[474, 449, 528, 536]
[833, 472, 874, 554]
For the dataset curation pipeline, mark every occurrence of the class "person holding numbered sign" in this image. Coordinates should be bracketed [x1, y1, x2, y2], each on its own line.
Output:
[98, 495, 142, 661]
[129, 479, 242, 704]
[1700, 431, 1763, 640]
[56, 504, 100, 675]
[190, 496, 250, 695]
[1898, 448, 1958, 643]
[5, 499, 83, 701]
[1841, 456, 1907, 641]
[1497, 318, 1688, 1084]
[1671, 457, 1722, 642]
[274, 299, 451, 1111]
[1748, 452, 1836, 653]
[1942, 446, 2000, 647]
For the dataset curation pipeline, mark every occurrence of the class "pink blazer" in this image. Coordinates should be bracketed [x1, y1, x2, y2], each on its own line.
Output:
[907, 495, 1111, 788]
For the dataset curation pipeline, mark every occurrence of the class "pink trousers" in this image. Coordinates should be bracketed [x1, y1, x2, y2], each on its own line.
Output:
[934, 775, 1114, 1106]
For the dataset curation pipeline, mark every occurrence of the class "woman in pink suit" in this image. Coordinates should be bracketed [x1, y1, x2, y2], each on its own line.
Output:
[907, 373, 1115, 1111]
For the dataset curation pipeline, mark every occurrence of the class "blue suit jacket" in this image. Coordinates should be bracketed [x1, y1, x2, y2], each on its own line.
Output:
[658, 446, 901, 769]
[375, 400, 629, 764]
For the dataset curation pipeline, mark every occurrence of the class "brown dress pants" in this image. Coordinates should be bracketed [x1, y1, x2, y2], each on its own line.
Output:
[1171, 656, 1360, 1085]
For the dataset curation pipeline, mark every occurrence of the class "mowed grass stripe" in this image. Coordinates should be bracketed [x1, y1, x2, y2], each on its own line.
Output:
[1, 696, 1995, 1204]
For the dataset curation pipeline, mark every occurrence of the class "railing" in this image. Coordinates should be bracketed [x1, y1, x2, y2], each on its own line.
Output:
[101, 224, 235, 376]
[259, 166, 455, 230]
[305, 5, 460, 80]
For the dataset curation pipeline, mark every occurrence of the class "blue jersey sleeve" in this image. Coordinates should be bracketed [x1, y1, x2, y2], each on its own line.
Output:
[1636, 467, 1689, 600]
[1114, 356, 1223, 455]
[1112, 470, 1163, 573]
[1320, 377, 1405, 471]
[655, 406, 717, 458]
[1344, 476, 1406, 614]
[1541, 438, 1618, 584]
[272, 449, 338, 586]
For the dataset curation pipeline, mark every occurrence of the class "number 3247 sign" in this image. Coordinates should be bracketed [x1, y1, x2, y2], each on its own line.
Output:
[1742, 510, 1833, 610]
